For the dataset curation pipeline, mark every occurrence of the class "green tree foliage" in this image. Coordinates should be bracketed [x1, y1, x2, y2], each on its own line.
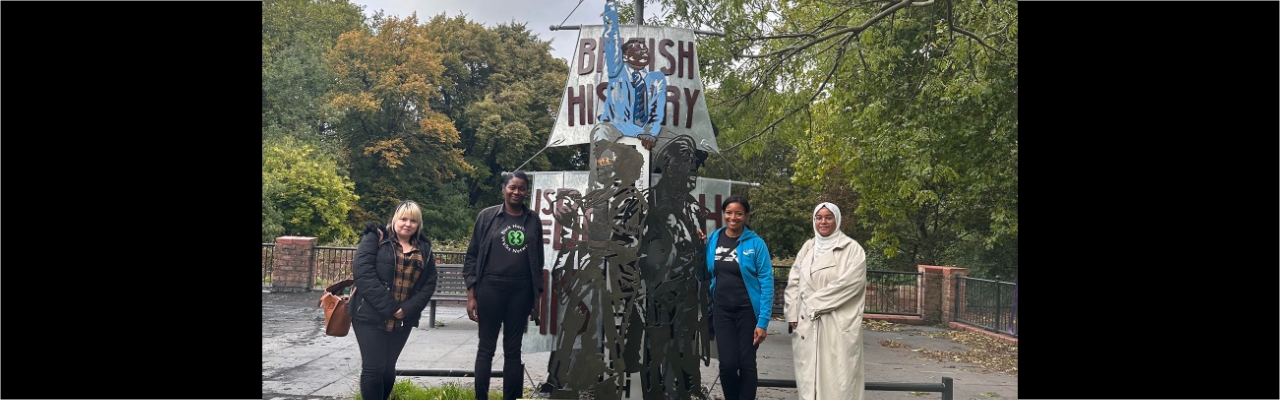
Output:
[660, 0, 1017, 274]
[262, 0, 366, 154]
[262, 170, 286, 242]
[262, 136, 360, 243]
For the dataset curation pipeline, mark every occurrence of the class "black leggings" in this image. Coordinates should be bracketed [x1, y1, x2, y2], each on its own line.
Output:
[713, 304, 759, 400]
[352, 321, 413, 400]
[475, 274, 535, 400]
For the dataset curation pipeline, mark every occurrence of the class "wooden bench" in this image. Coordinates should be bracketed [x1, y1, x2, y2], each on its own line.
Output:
[427, 264, 468, 329]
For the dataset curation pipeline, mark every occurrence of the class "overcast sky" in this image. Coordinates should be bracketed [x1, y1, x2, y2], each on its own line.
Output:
[352, 0, 666, 64]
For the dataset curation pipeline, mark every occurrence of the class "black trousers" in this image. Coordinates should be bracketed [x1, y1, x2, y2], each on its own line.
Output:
[352, 321, 413, 400]
[475, 274, 535, 400]
[713, 304, 759, 400]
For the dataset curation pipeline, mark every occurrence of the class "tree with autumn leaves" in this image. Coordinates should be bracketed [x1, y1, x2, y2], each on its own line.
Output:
[263, 0, 574, 243]
[262, 0, 1016, 278]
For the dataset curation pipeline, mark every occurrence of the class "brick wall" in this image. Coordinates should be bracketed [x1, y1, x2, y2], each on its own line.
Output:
[272, 236, 317, 292]
[918, 265, 969, 324]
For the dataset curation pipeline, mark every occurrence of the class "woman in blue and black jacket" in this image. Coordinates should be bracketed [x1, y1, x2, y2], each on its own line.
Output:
[704, 195, 774, 400]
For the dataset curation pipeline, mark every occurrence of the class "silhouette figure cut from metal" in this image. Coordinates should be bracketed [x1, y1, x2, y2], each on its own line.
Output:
[546, 125, 710, 398]
[546, 124, 649, 399]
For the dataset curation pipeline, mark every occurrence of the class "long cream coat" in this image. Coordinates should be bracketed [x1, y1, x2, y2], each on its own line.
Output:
[784, 235, 867, 400]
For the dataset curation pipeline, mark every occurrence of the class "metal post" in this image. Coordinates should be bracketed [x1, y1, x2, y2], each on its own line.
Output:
[941, 376, 953, 400]
[635, 0, 643, 25]
[429, 301, 437, 329]
[1009, 276, 1017, 334]
[995, 275, 1002, 333]
[396, 369, 504, 377]
[953, 276, 961, 322]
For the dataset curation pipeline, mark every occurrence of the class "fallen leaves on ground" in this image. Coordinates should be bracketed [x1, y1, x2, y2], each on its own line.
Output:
[876, 326, 1017, 376]
[863, 320, 901, 332]
[879, 339, 911, 349]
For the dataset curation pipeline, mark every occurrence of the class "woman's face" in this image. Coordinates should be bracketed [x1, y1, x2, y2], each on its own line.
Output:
[724, 202, 748, 232]
[504, 177, 529, 207]
[814, 207, 836, 237]
[394, 214, 419, 238]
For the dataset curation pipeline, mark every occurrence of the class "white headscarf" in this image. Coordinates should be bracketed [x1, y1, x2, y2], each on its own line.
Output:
[812, 202, 847, 261]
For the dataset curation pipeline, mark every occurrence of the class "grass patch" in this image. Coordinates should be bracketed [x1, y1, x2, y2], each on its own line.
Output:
[354, 380, 504, 400]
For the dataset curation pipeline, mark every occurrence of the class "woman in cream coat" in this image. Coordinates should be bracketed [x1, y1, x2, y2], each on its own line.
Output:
[784, 202, 866, 400]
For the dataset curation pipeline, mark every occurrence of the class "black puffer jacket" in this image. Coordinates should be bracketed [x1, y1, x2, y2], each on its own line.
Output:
[348, 224, 438, 328]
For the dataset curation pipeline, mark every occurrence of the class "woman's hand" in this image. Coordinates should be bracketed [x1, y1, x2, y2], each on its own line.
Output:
[753, 327, 768, 346]
[467, 288, 479, 322]
[531, 299, 542, 325]
[788, 322, 797, 331]
[394, 308, 405, 319]
[697, 228, 706, 243]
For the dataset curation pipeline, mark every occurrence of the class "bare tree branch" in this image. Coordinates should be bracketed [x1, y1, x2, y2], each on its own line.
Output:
[948, 0, 955, 43]
[739, 0, 915, 59]
[951, 25, 1007, 56]
[983, 19, 1012, 40]
[873, 0, 936, 7]
[721, 31, 849, 110]
[857, 39, 870, 73]
[735, 32, 819, 41]
[724, 33, 856, 153]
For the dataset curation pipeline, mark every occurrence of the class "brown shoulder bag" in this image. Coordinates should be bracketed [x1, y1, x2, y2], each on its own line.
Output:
[318, 279, 356, 337]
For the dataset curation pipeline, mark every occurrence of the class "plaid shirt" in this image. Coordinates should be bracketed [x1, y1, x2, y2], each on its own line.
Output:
[385, 238, 424, 331]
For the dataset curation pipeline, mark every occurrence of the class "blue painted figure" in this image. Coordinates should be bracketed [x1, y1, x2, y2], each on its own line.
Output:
[599, 0, 666, 150]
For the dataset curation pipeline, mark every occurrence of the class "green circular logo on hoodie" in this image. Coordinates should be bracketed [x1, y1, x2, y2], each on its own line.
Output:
[506, 230, 525, 247]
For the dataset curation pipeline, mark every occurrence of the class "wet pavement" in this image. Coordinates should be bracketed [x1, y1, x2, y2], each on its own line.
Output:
[263, 291, 1016, 399]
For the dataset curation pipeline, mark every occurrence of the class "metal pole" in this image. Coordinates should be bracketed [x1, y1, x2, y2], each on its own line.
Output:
[942, 377, 954, 400]
[994, 275, 1002, 333]
[1008, 276, 1017, 335]
[396, 369, 505, 377]
[635, 0, 643, 25]
[756, 378, 950, 392]
[953, 275, 960, 323]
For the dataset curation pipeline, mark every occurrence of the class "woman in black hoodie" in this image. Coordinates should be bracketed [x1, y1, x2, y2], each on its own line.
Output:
[349, 200, 438, 400]
[463, 171, 545, 400]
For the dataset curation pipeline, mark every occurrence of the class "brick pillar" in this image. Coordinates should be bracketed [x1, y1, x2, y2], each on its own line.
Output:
[918, 265, 969, 324]
[273, 236, 317, 293]
[919, 267, 943, 324]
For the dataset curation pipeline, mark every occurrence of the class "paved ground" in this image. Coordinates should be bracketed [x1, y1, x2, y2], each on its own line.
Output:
[264, 291, 1016, 399]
